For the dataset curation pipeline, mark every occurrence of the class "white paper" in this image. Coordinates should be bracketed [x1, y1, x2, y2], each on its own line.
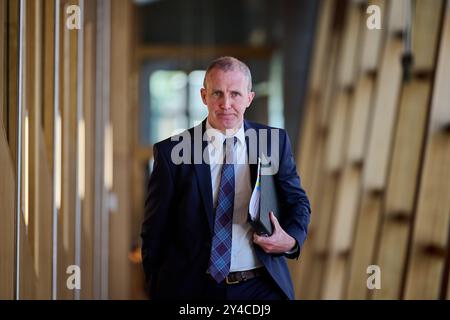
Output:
[249, 157, 261, 221]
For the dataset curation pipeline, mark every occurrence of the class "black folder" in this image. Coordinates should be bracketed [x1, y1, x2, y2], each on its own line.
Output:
[248, 169, 281, 237]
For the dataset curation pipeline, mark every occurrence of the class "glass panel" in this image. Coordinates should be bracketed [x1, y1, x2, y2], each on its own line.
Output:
[188, 70, 207, 127]
[149, 70, 187, 116]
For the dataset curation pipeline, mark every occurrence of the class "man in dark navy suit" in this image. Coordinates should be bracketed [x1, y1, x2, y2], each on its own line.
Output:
[141, 56, 311, 300]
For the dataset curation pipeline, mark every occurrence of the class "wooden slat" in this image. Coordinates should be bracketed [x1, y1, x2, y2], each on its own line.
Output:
[303, 173, 339, 299]
[43, 0, 55, 172]
[309, 0, 334, 92]
[337, 0, 363, 87]
[372, 79, 432, 300]
[362, 37, 403, 189]
[325, 168, 364, 299]
[361, 0, 404, 188]
[384, 81, 433, 214]
[80, 0, 96, 298]
[360, 0, 385, 72]
[297, 94, 319, 192]
[412, 0, 444, 70]
[298, 170, 337, 299]
[35, 130, 52, 299]
[0, 0, 5, 127]
[319, 35, 340, 129]
[57, 0, 77, 299]
[332, 166, 362, 253]
[109, 0, 132, 299]
[326, 91, 350, 172]
[296, 139, 331, 299]
[347, 74, 375, 163]
[8, 0, 19, 167]
[0, 121, 15, 299]
[322, 252, 348, 299]
[386, 0, 404, 34]
[346, 192, 382, 298]
[19, 0, 36, 300]
[404, 1, 450, 298]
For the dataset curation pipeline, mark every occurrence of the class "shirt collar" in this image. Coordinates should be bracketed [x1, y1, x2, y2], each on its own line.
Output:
[205, 119, 246, 150]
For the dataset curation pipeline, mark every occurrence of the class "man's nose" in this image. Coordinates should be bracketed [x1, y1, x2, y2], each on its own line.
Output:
[220, 95, 232, 109]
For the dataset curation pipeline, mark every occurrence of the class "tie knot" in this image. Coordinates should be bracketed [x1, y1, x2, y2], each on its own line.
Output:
[223, 137, 236, 164]
[224, 136, 237, 146]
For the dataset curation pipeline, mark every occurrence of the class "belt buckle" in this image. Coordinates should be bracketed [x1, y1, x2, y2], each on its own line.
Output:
[225, 276, 240, 285]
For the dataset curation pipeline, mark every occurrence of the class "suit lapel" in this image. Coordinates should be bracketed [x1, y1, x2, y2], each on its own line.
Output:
[193, 120, 214, 234]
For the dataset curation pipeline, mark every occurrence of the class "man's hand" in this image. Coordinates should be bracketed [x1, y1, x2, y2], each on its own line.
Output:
[253, 212, 296, 254]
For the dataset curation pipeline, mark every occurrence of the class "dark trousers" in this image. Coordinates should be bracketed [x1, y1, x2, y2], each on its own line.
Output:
[202, 271, 286, 300]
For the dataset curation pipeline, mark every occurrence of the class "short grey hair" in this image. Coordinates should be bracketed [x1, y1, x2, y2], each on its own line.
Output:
[203, 56, 253, 91]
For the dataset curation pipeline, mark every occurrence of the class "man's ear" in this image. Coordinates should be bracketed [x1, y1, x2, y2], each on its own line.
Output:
[200, 88, 207, 105]
[247, 91, 255, 107]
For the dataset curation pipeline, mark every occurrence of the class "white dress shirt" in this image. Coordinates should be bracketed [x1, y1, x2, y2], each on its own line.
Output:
[205, 120, 263, 272]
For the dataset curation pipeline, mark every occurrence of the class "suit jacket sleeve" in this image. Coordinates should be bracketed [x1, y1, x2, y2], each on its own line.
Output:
[141, 143, 174, 294]
[277, 129, 311, 259]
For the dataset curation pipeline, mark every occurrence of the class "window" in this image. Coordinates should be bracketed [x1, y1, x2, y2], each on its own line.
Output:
[148, 69, 207, 144]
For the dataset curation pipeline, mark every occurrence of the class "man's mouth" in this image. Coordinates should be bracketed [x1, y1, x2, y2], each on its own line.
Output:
[217, 114, 235, 119]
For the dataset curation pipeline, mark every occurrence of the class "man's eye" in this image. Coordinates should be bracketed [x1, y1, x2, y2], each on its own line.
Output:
[213, 92, 221, 97]
[231, 92, 240, 97]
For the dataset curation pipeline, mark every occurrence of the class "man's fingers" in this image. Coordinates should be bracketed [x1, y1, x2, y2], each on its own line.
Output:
[269, 211, 280, 230]
[253, 232, 269, 244]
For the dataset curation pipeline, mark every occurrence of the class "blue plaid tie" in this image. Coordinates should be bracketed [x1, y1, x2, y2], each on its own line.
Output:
[208, 137, 236, 283]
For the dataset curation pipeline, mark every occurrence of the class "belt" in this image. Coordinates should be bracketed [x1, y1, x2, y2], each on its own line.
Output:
[225, 268, 265, 285]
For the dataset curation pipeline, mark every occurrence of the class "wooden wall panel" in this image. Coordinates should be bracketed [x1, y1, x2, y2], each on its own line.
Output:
[56, 0, 78, 299]
[301, 173, 338, 299]
[337, 1, 363, 87]
[348, 0, 443, 300]
[0, 126, 15, 299]
[7, 0, 19, 167]
[80, 0, 96, 299]
[109, 0, 132, 299]
[43, 0, 55, 171]
[404, 1, 450, 299]
[373, 79, 432, 300]
[0, 0, 5, 127]
[362, 38, 403, 190]
[319, 0, 367, 299]
[360, 0, 385, 72]
[347, 75, 375, 163]
[325, 91, 350, 172]
[344, 10, 403, 298]
[347, 192, 382, 298]
[309, 0, 334, 92]
[298, 0, 449, 300]
[1, 0, 140, 300]
[35, 130, 52, 299]
[294, 0, 336, 300]
[332, 166, 361, 253]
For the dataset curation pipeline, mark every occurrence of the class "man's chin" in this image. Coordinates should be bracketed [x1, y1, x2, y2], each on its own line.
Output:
[221, 120, 242, 131]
